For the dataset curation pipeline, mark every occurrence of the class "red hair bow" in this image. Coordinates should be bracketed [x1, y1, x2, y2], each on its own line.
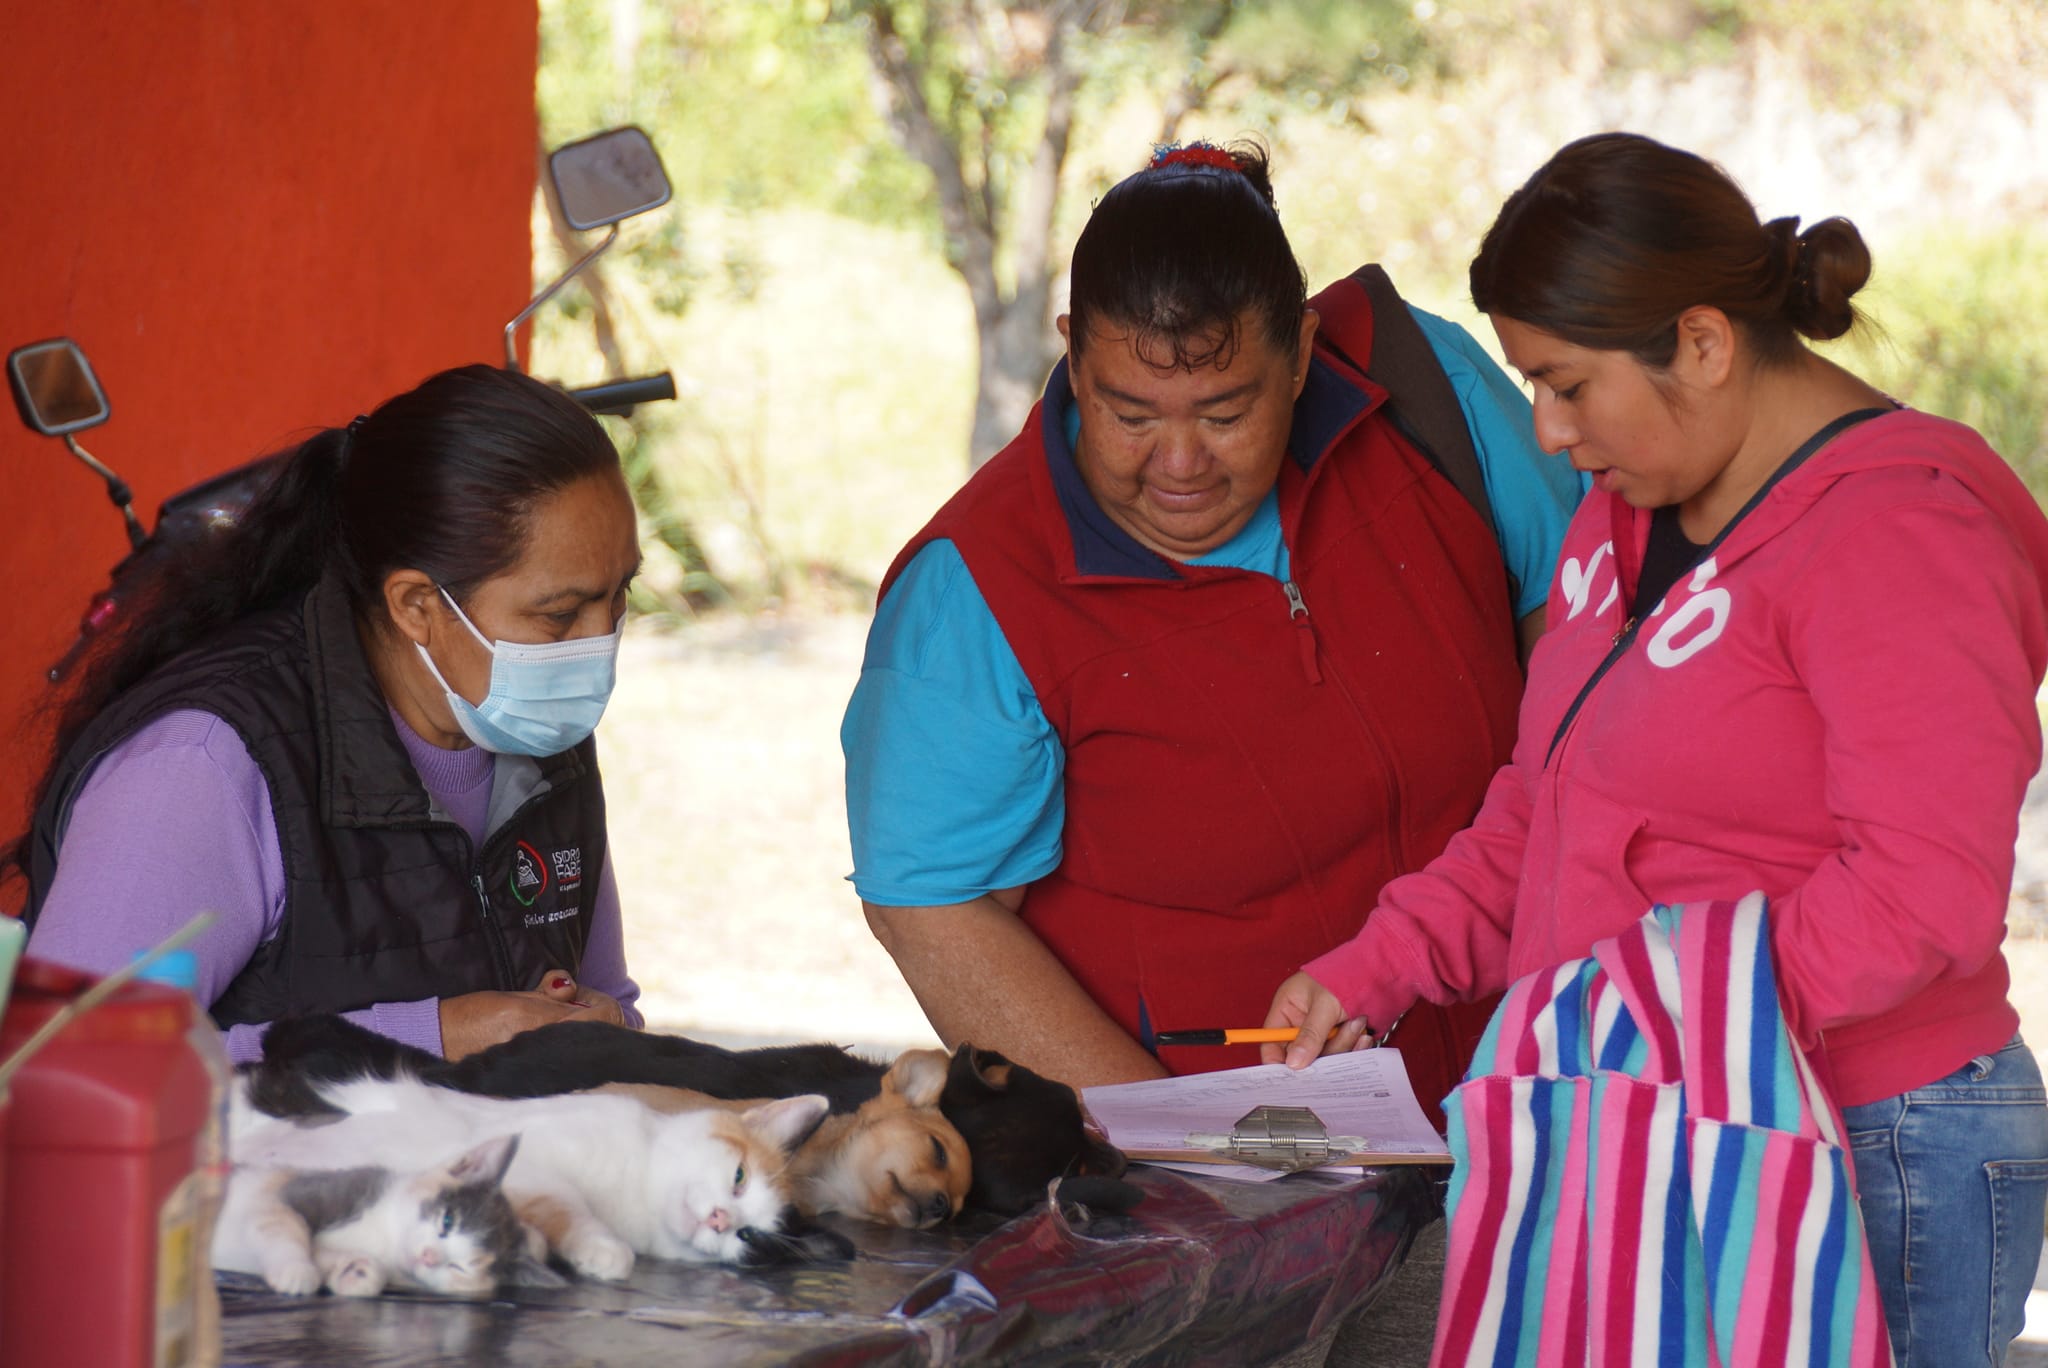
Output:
[1149, 142, 1240, 173]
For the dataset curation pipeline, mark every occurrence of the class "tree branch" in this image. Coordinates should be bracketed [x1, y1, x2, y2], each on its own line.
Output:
[856, 0, 1001, 323]
[1008, 11, 1080, 334]
[1154, 0, 1236, 144]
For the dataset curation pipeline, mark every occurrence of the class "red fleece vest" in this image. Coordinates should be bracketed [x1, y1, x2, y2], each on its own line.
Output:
[883, 315, 1520, 1114]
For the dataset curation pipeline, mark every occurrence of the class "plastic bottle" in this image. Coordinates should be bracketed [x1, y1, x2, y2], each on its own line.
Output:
[137, 949, 228, 1368]
[0, 958, 215, 1367]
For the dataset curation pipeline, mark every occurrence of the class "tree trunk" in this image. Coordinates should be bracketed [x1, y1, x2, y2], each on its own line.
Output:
[971, 299, 1057, 465]
[858, 1, 1082, 470]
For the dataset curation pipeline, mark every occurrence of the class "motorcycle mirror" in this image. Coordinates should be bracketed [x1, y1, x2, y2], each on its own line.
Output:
[506, 126, 675, 370]
[8, 338, 111, 437]
[548, 125, 671, 232]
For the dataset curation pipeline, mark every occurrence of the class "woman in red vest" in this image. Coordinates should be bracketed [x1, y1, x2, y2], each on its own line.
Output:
[841, 141, 1582, 1106]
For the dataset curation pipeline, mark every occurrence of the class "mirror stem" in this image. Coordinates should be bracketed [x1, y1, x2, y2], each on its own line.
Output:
[65, 435, 146, 549]
[502, 223, 620, 372]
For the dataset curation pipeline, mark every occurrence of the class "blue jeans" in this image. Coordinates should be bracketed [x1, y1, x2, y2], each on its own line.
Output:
[1843, 1035, 2048, 1367]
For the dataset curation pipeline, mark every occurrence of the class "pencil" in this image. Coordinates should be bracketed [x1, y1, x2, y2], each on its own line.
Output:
[1154, 1026, 1334, 1047]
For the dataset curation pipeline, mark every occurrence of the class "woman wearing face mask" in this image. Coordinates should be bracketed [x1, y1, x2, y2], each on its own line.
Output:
[12, 364, 644, 1062]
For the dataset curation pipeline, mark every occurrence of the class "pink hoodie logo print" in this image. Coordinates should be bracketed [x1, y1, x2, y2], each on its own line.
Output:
[1562, 541, 1733, 669]
[1560, 542, 1618, 621]
[1647, 558, 1731, 668]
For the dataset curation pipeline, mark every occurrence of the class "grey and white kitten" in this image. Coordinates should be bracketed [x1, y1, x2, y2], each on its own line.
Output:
[233, 1076, 827, 1279]
[211, 1133, 561, 1296]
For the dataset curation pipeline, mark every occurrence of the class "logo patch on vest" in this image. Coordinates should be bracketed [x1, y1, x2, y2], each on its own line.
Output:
[510, 840, 550, 907]
[549, 845, 584, 894]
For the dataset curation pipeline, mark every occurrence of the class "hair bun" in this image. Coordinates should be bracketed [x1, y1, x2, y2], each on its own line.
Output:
[1785, 215, 1870, 342]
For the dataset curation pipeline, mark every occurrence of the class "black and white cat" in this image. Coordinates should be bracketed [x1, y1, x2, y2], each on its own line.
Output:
[231, 1074, 829, 1279]
[211, 1133, 559, 1296]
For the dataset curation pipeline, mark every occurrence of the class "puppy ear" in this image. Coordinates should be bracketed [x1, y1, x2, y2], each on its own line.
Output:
[952, 1043, 1013, 1091]
[1078, 1131, 1129, 1178]
[1055, 1174, 1145, 1216]
[742, 1094, 830, 1153]
[880, 1048, 951, 1108]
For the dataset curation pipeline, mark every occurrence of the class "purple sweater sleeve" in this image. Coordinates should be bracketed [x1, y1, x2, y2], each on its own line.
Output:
[577, 847, 643, 1027]
[26, 710, 445, 1063]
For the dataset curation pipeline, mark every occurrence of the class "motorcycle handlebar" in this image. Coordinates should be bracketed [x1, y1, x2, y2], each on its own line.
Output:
[565, 372, 676, 416]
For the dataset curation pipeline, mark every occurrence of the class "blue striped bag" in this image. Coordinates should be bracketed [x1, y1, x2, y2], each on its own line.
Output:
[1431, 893, 1894, 1368]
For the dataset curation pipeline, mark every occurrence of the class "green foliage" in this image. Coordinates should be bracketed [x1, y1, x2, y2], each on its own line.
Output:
[539, 0, 931, 228]
[1209, 0, 1433, 108]
[1718, 0, 2046, 109]
[1411, 0, 2048, 107]
[532, 0, 2048, 612]
[1824, 225, 2048, 497]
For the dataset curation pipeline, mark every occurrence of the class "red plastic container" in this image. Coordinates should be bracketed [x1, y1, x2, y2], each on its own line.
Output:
[0, 958, 214, 1367]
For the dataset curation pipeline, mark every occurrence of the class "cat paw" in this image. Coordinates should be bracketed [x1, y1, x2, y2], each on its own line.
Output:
[561, 1228, 635, 1281]
[325, 1255, 386, 1298]
[261, 1251, 323, 1297]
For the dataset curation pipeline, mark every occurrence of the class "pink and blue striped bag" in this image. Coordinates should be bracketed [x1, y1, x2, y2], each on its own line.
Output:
[1431, 893, 1894, 1367]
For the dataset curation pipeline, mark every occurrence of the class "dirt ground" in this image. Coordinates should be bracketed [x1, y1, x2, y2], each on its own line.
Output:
[600, 612, 935, 1052]
[602, 609, 2048, 1061]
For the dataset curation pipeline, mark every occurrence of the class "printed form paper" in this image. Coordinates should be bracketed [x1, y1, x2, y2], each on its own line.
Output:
[1082, 1048, 1450, 1164]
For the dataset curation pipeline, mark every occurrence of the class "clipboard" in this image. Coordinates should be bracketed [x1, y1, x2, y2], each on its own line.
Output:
[1083, 1050, 1454, 1173]
[1120, 1104, 1451, 1171]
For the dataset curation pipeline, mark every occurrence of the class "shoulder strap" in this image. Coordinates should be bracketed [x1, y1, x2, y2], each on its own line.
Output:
[1316, 265, 1494, 532]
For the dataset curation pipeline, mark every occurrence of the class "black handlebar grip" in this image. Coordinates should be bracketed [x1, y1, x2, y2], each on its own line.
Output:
[566, 372, 677, 416]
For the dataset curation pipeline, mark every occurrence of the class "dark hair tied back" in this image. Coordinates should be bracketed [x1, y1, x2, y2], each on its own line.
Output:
[1470, 132, 1870, 368]
[1068, 137, 1305, 371]
[1782, 215, 1870, 344]
[7, 365, 621, 882]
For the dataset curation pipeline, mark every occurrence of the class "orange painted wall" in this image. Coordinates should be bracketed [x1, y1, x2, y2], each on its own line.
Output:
[0, 1, 539, 895]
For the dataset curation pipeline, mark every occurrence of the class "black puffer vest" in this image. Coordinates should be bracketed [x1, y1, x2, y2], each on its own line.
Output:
[23, 572, 608, 1025]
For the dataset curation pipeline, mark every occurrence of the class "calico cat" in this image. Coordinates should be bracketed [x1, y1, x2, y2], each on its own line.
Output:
[210, 1134, 559, 1296]
[232, 1074, 828, 1279]
[252, 1014, 1139, 1219]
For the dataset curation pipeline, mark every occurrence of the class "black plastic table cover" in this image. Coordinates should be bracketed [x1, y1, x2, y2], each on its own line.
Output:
[219, 1162, 1440, 1368]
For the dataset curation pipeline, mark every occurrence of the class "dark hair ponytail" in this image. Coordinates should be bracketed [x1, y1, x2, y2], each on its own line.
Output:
[8, 364, 619, 882]
[1469, 132, 1871, 368]
[1068, 139, 1307, 370]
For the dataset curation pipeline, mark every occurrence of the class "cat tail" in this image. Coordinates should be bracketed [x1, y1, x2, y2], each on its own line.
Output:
[242, 1015, 442, 1120]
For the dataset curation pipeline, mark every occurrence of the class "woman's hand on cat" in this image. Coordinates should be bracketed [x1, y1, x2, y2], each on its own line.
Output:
[537, 972, 628, 1027]
[438, 988, 606, 1059]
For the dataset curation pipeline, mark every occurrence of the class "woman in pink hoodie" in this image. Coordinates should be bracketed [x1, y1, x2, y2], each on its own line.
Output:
[1266, 132, 2048, 1366]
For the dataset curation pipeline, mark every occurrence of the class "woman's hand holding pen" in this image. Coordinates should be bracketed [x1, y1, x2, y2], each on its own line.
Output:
[1261, 971, 1374, 1069]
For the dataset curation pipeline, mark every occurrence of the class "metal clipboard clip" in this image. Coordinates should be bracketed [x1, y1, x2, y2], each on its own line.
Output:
[1183, 1105, 1371, 1172]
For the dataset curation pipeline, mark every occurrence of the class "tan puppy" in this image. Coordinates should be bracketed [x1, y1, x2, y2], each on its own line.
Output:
[604, 1048, 971, 1229]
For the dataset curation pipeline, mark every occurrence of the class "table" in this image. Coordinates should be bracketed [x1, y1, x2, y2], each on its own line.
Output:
[220, 1162, 1440, 1367]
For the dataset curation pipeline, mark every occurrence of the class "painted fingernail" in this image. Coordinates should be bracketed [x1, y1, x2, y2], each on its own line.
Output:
[548, 975, 572, 990]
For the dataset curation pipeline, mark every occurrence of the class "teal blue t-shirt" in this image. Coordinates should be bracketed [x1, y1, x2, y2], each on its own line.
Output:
[841, 306, 1586, 906]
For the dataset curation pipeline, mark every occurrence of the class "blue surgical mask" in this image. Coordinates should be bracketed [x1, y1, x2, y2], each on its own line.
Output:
[414, 588, 622, 756]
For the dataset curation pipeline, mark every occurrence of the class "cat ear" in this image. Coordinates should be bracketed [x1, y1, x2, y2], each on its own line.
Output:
[880, 1048, 951, 1109]
[445, 1133, 521, 1186]
[741, 1094, 830, 1154]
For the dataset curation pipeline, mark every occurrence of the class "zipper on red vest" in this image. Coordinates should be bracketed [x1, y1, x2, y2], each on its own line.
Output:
[1282, 580, 1323, 683]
